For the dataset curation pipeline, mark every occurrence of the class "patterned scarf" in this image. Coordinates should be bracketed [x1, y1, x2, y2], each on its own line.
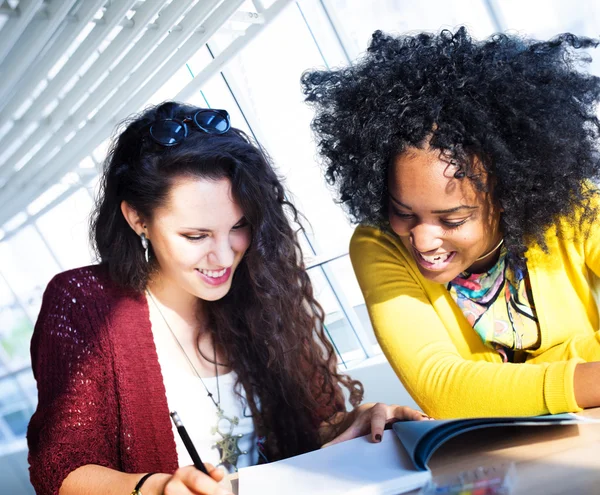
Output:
[447, 247, 539, 362]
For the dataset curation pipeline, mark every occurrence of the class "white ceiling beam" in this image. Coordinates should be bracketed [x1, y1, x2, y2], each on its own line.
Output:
[0, 0, 107, 122]
[0, 3, 17, 16]
[0, 28, 108, 159]
[49, 0, 195, 125]
[0, 0, 80, 109]
[24, 0, 137, 115]
[177, 0, 292, 102]
[0, 0, 136, 157]
[229, 11, 264, 24]
[0, 0, 170, 171]
[0, 181, 85, 244]
[0, 0, 240, 219]
[0, 0, 265, 224]
[0, 0, 44, 66]
[252, 0, 267, 14]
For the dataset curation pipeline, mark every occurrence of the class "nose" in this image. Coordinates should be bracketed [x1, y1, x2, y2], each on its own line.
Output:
[208, 236, 235, 268]
[409, 223, 444, 254]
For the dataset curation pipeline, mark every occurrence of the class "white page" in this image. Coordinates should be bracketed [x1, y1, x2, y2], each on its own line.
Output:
[238, 433, 431, 495]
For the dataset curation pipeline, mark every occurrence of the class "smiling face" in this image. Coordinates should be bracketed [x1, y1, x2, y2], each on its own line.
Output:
[142, 176, 251, 303]
[388, 146, 502, 284]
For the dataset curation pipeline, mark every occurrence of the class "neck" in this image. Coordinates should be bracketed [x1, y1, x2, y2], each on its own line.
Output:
[146, 275, 205, 333]
[466, 237, 504, 274]
[476, 238, 504, 262]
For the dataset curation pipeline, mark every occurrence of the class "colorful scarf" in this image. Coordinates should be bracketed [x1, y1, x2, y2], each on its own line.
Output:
[447, 247, 539, 362]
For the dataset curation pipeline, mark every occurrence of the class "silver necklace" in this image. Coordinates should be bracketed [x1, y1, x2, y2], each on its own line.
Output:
[146, 290, 246, 470]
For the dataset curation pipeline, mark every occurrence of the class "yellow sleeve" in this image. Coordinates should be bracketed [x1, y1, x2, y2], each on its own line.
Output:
[584, 189, 600, 279]
[350, 226, 582, 419]
[531, 190, 600, 363]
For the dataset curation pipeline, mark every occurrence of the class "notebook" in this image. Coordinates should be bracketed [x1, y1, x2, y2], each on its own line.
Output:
[238, 431, 430, 495]
[238, 413, 597, 495]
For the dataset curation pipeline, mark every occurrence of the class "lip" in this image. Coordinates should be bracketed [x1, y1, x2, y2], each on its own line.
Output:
[412, 248, 456, 271]
[195, 267, 232, 286]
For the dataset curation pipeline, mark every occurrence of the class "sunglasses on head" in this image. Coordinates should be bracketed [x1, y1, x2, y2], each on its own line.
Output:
[149, 109, 231, 147]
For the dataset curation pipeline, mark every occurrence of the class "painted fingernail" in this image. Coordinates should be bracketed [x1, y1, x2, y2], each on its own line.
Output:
[375, 434, 382, 442]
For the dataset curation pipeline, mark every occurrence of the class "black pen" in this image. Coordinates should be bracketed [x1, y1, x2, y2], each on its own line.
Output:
[170, 411, 210, 475]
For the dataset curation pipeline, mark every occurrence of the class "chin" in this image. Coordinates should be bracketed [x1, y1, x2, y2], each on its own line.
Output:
[196, 284, 232, 302]
[416, 265, 461, 285]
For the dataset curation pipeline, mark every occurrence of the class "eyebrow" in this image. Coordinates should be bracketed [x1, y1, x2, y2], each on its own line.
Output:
[182, 216, 246, 232]
[389, 193, 479, 214]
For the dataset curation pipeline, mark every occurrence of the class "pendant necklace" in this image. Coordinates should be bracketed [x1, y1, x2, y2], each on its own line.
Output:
[147, 290, 246, 471]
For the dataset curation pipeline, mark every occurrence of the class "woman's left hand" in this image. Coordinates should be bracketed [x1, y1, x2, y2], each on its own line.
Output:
[322, 403, 431, 448]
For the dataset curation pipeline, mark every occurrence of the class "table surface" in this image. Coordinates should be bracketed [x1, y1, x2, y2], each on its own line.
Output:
[406, 407, 600, 495]
[231, 408, 600, 495]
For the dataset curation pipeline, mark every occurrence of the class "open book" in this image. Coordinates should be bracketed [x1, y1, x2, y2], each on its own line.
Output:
[238, 413, 595, 495]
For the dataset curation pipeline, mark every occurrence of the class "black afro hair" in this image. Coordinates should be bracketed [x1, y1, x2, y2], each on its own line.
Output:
[302, 27, 600, 262]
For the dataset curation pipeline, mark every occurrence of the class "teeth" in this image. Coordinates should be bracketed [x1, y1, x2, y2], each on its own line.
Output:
[199, 268, 227, 278]
[420, 252, 452, 264]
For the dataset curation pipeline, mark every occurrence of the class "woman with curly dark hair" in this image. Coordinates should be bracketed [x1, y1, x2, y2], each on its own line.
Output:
[26, 102, 427, 495]
[303, 27, 600, 420]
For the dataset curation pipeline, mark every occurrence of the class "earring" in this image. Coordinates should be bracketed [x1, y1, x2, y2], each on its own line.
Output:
[140, 233, 149, 263]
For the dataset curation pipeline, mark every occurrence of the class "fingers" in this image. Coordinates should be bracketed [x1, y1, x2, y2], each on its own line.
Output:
[322, 410, 372, 448]
[322, 423, 361, 448]
[321, 404, 435, 450]
[374, 405, 434, 442]
[205, 463, 226, 482]
[164, 465, 233, 495]
[392, 405, 433, 422]
[370, 403, 388, 442]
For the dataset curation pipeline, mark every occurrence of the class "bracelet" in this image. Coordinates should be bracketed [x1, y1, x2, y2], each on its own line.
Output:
[130, 472, 157, 495]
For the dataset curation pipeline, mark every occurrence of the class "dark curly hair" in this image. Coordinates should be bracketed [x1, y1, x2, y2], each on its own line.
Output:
[302, 27, 600, 262]
[91, 101, 363, 460]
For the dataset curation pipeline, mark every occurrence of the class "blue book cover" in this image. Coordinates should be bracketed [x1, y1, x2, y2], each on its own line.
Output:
[392, 413, 586, 470]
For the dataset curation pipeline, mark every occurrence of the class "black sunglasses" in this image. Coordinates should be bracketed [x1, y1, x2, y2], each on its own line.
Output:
[149, 109, 231, 146]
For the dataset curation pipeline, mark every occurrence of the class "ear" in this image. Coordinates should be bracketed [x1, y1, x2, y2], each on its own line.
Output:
[120, 201, 146, 236]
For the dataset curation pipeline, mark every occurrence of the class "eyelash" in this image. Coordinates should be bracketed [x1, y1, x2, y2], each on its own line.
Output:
[183, 222, 249, 241]
[392, 211, 468, 229]
[183, 234, 208, 241]
[442, 219, 468, 228]
[232, 220, 249, 230]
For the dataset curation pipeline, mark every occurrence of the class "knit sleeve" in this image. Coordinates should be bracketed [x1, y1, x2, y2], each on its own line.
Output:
[27, 270, 119, 495]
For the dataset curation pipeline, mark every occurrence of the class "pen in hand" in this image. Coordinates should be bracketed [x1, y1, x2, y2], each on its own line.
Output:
[170, 411, 210, 476]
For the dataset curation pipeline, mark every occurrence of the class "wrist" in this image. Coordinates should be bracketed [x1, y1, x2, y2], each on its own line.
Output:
[142, 473, 171, 495]
[574, 362, 600, 409]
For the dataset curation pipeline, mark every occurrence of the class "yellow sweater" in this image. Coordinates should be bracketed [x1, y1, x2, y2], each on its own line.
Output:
[350, 217, 600, 418]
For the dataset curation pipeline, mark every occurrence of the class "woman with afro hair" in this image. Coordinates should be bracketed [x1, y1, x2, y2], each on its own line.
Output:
[303, 27, 600, 419]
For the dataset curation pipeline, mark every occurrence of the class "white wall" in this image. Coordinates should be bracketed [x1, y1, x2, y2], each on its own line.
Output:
[345, 356, 420, 411]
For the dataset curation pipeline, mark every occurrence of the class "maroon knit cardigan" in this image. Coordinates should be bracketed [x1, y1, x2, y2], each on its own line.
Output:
[27, 265, 342, 495]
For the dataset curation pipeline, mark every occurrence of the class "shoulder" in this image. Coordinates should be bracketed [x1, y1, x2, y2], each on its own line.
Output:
[554, 183, 600, 239]
[43, 264, 129, 302]
[350, 224, 408, 264]
[37, 264, 133, 335]
[528, 187, 600, 264]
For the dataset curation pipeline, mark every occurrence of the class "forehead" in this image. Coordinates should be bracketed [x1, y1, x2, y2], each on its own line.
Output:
[156, 176, 242, 226]
[389, 148, 483, 210]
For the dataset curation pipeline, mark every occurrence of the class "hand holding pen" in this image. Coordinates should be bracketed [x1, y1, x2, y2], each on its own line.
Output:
[170, 411, 211, 475]
[152, 411, 233, 495]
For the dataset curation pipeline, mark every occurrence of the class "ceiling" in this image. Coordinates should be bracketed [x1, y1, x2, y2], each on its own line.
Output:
[0, 0, 291, 234]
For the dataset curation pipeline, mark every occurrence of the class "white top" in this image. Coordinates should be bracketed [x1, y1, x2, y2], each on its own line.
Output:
[154, 346, 259, 472]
